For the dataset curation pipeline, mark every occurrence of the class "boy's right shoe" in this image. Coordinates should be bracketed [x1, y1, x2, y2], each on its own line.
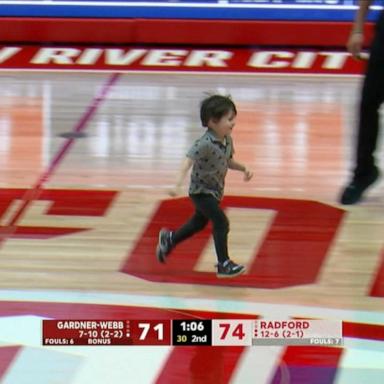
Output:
[156, 228, 173, 263]
[339, 166, 380, 205]
[216, 260, 245, 278]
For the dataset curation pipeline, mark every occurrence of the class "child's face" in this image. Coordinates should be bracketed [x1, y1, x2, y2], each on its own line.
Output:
[209, 109, 236, 138]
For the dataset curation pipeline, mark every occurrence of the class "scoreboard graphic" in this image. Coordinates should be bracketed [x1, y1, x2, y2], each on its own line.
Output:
[43, 319, 343, 347]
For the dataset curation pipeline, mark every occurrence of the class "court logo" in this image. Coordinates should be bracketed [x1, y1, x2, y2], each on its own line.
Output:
[0, 188, 117, 239]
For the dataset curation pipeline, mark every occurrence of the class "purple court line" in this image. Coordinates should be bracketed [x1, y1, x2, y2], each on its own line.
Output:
[0, 72, 121, 242]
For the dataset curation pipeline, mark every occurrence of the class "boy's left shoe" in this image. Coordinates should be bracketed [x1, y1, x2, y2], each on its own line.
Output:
[156, 228, 173, 263]
[216, 260, 245, 278]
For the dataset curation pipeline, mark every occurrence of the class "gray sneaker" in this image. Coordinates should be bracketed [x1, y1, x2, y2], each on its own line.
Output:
[216, 260, 245, 278]
[156, 228, 173, 263]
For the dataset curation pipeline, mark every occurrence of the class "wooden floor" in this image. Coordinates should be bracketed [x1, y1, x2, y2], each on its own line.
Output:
[0, 71, 383, 383]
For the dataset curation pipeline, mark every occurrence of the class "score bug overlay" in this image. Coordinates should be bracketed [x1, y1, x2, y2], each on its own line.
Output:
[42, 319, 342, 346]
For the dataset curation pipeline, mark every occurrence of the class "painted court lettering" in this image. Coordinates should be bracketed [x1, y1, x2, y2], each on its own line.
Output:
[0, 46, 363, 73]
[0, 47, 21, 63]
[247, 51, 350, 70]
[31, 48, 82, 65]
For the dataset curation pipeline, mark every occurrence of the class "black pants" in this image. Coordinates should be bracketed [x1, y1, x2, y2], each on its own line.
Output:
[355, 10, 384, 177]
[172, 194, 229, 264]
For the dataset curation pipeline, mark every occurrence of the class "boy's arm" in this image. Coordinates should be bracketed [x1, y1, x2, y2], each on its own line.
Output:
[169, 157, 193, 197]
[228, 158, 253, 181]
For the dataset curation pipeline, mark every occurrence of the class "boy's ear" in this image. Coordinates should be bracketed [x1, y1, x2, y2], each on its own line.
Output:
[208, 117, 218, 126]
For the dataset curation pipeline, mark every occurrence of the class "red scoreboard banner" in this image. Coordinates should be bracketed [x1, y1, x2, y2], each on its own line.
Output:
[42, 319, 343, 347]
[43, 320, 171, 346]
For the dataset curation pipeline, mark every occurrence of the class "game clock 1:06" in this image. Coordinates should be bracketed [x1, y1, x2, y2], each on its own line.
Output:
[180, 321, 204, 332]
[172, 320, 211, 346]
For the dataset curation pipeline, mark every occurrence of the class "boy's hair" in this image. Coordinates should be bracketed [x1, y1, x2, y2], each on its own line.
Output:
[200, 94, 237, 127]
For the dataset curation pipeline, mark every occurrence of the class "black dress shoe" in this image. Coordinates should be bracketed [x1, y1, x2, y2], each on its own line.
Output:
[339, 166, 380, 205]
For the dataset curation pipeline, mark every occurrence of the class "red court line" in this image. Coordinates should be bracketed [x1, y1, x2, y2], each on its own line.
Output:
[0, 72, 121, 244]
[369, 248, 384, 297]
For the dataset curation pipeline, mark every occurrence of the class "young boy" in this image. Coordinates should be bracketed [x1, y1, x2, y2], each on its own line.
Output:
[156, 94, 253, 278]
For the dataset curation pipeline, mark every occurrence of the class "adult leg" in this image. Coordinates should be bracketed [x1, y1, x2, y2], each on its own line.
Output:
[355, 57, 384, 175]
[340, 11, 384, 204]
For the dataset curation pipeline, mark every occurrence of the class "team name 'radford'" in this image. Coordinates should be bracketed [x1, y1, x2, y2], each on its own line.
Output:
[258, 320, 310, 329]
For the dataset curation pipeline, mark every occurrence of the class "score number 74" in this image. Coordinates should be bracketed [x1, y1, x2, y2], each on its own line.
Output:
[213, 320, 253, 346]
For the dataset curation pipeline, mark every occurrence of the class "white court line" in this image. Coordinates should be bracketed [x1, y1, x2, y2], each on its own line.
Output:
[0, 289, 382, 326]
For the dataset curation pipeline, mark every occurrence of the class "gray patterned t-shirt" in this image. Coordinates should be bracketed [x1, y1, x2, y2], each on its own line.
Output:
[187, 129, 234, 200]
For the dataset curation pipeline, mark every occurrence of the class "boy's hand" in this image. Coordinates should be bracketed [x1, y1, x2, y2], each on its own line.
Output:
[243, 169, 253, 182]
[169, 185, 182, 197]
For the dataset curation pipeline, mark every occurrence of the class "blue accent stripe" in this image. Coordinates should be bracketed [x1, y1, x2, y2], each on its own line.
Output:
[0, 3, 381, 21]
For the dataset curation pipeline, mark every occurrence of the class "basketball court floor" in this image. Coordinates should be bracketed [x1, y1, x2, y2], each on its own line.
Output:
[0, 70, 383, 383]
